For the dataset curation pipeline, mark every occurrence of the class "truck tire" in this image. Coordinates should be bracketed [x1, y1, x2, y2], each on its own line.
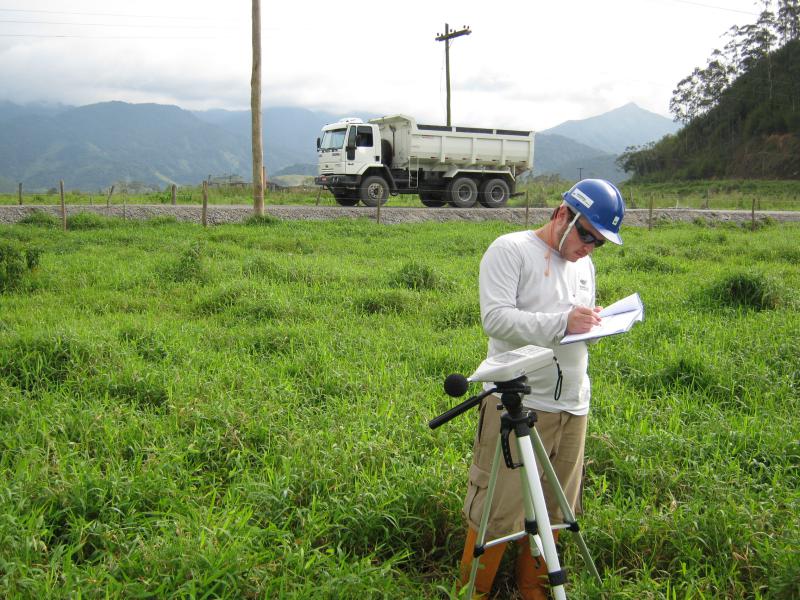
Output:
[360, 175, 389, 207]
[333, 191, 358, 206]
[419, 191, 446, 207]
[479, 178, 510, 208]
[447, 177, 478, 208]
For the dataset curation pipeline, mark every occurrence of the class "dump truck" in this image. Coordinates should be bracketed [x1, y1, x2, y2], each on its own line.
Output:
[314, 115, 534, 208]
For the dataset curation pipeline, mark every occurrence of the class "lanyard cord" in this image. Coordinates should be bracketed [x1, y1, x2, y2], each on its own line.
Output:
[558, 210, 580, 254]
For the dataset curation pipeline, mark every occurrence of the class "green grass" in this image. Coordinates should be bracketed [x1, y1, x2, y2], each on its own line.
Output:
[0, 215, 798, 598]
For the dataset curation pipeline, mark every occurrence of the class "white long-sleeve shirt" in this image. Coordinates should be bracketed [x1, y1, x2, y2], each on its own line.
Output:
[479, 230, 596, 415]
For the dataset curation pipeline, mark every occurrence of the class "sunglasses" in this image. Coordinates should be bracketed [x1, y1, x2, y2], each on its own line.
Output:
[573, 218, 605, 247]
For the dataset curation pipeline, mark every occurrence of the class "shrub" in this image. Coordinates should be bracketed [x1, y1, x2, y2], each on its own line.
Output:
[0, 331, 92, 391]
[17, 210, 58, 227]
[0, 241, 41, 292]
[706, 270, 789, 311]
[66, 212, 120, 230]
[391, 261, 444, 291]
[166, 241, 207, 283]
[355, 289, 415, 314]
[624, 254, 681, 274]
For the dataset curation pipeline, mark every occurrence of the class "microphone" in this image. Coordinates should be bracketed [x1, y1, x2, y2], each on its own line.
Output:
[444, 373, 469, 397]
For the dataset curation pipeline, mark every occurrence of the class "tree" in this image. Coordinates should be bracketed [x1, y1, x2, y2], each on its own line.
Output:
[670, 69, 702, 123]
[669, 2, 789, 123]
[669, 54, 733, 123]
[776, 0, 800, 43]
[251, 0, 265, 216]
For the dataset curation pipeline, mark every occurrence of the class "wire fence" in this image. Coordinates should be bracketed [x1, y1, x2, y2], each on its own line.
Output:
[2, 180, 800, 211]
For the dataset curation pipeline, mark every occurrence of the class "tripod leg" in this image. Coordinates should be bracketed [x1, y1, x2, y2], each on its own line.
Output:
[516, 433, 568, 600]
[519, 465, 542, 558]
[464, 437, 505, 599]
[531, 428, 602, 585]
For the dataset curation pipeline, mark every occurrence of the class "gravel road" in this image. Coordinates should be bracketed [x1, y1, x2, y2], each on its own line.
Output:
[1, 204, 798, 226]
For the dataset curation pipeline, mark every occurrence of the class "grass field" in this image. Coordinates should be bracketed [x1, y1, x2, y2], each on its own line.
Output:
[2, 179, 800, 211]
[0, 213, 798, 598]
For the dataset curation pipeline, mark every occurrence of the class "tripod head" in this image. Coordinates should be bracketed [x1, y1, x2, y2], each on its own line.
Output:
[428, 345, 557, 430]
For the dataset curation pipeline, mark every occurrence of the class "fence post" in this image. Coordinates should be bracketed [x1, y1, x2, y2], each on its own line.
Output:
[375, 197, 381, 225]
[106, 185, 114, 208]
[60, 180, 67, 231]
[171, 184, 177, 206]
[202, 180, 208, 227]
[18, 182, 22, 205]
[524, 190, 530, 228]
[316, 186, 321, 206]
[648, 194, 654, 231]
[751, 197, 756, 231]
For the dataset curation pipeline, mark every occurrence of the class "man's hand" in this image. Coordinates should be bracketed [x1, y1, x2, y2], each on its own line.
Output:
[566, 305, 602, 334]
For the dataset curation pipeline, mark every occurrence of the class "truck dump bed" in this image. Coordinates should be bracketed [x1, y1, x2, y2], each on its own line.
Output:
[370, 115, 534, 172]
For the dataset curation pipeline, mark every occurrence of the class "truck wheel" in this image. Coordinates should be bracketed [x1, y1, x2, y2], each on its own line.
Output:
[360, 176, 389, 207]
[447, 177, 478, 208]
[479, 178, 510, 208]
[419, 192, 446, 207]
[333, 191, 358, 206]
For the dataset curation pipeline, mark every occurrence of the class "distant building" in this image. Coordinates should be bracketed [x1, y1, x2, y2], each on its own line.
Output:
[208, 174, 248, 188]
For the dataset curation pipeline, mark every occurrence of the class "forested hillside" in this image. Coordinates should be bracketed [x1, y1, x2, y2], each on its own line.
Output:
[619, 1, 800, 181]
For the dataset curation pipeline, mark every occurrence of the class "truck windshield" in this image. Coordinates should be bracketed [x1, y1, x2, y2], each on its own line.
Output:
[320, 128, 347, 150]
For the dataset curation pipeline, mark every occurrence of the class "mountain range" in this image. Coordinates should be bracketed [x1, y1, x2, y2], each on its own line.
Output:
[0, 100, 679, 192]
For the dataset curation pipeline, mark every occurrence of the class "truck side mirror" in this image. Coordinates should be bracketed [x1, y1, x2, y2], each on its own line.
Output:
[316, 137, 320, 149]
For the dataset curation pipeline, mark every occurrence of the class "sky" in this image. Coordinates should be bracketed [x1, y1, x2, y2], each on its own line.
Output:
[0, 0, 763, 131]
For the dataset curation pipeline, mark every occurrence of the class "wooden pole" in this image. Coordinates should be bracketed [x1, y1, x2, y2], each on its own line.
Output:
[376, 197, 381, 225]
[524, 190, 530, 228]
[18, 182, 22, 205]
[106, 184, 114, 208]
[751, 197, 756, 231]
[202, 180, 209, 227]
[59, 180, 66, 231]
[435, 24, 471, 127]
[315, 186, 321, 206]
[648, 194, 654, 231]
[171, 184, 177, 205]
[250, 0, 265, 216]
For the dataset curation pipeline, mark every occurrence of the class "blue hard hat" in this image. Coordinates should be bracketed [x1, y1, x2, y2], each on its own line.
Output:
[562, 179, 626, 245]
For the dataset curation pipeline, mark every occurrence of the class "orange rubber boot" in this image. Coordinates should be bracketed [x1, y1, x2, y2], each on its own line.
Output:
[515, 532, 559, 600]
[459, 527, 507, 598]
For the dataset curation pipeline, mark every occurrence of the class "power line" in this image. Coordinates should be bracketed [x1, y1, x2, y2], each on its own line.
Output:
[0, 33, 220, 40]
[0, 7, 226, 21]
[646, 0, 759, 16]
[0, 19, 230, 29]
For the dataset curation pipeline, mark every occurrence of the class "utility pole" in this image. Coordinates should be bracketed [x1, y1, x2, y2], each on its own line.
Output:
[577, 167, 583, 180]
[250, 0, 264, 216]
[435, 23, 471, 127]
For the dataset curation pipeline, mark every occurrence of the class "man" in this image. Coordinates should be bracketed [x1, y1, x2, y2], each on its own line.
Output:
[459, 179, 626, 599]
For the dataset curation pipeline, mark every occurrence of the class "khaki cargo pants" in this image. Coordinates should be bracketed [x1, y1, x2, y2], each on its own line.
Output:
[462, 395, 587, 539]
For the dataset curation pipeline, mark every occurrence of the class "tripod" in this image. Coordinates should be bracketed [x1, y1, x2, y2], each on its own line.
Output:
[430, 376, 602, 600]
